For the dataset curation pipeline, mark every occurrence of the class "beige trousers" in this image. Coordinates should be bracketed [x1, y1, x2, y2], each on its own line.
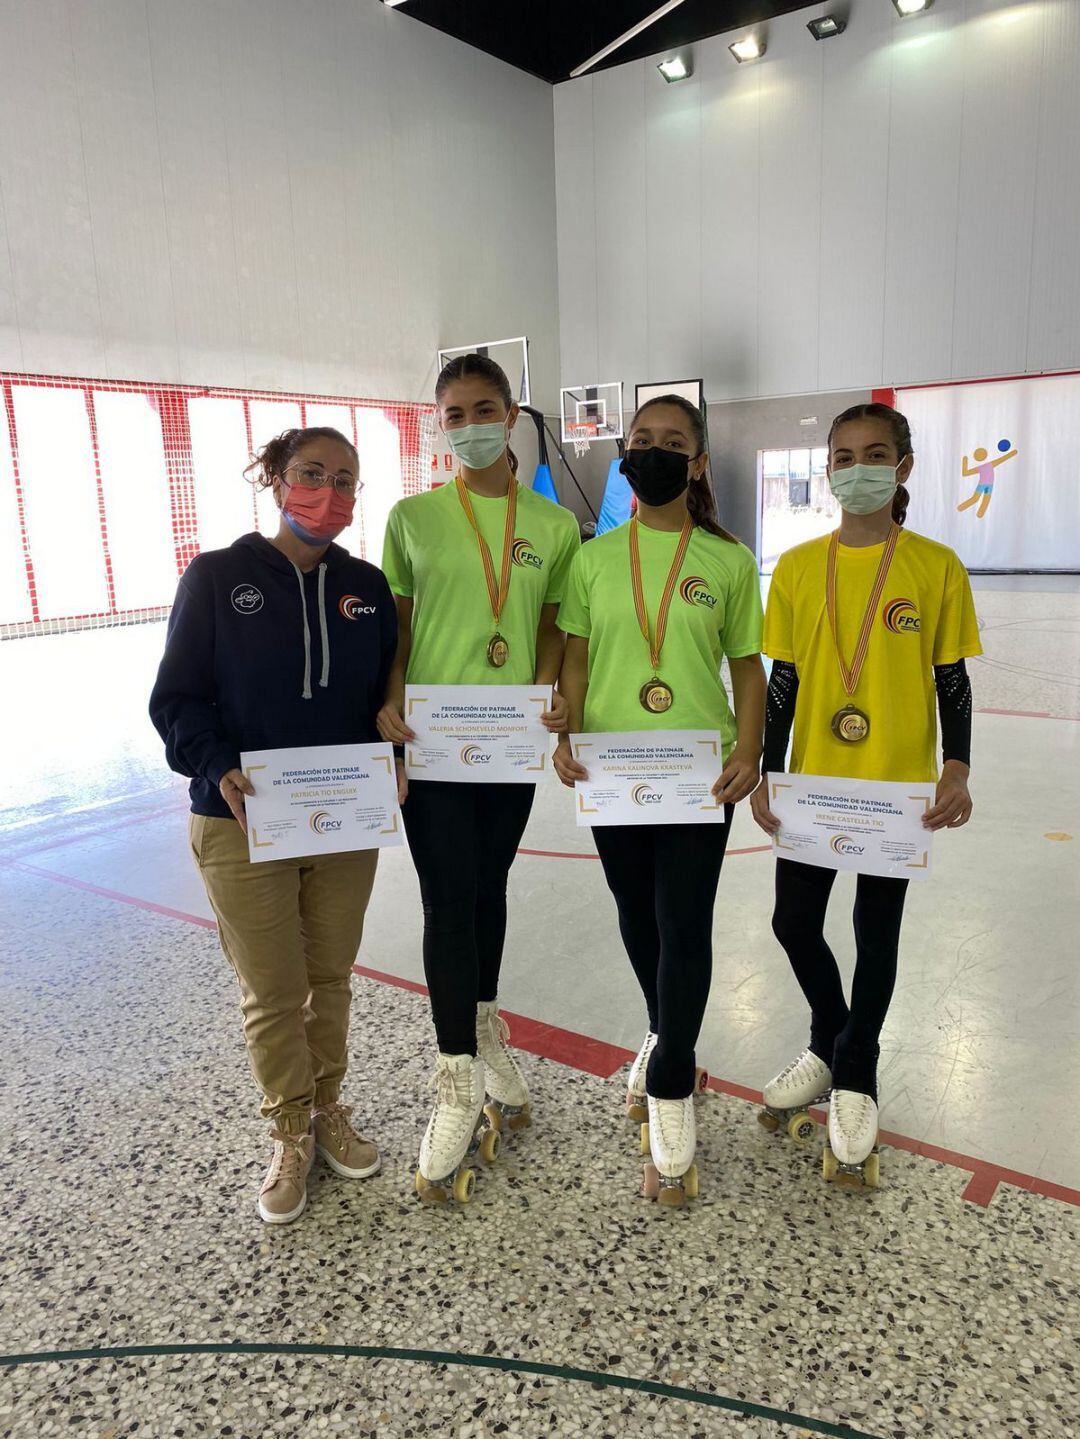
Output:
[190, 815, 378, 1135]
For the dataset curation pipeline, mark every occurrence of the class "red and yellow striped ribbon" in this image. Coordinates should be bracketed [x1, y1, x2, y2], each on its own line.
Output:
[455, 475, 518, 628]
[629, 514, 695, 673]
[826, 524, 899, 695]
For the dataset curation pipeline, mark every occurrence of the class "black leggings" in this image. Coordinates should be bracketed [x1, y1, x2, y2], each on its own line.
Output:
[772, 858, 909, 1099]
[402, 780, 535, 1055]
[593, 813, 733, 1101]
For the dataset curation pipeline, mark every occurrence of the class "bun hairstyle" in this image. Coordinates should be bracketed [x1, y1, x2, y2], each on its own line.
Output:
[435, 352, 519, 475]
[629, 393, 738, 543]
[827, 403, 913, 528]
[244, 426, 357, 490]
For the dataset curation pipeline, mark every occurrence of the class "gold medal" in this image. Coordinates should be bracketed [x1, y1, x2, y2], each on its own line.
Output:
[640, 678, 674, 714]
[825, 525, 899, 740]
[456, 475, 517, 670]
[629, 514, 694, 716]
[831, 705, 870, 743]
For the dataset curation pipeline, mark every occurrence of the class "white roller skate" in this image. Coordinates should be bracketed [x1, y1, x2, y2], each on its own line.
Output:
[476, 999, 531, 1136]
[823, 1089, 880, 1189]
[758, 1049, 832, 1145]
[626, 1034, 709, 1123]
[641, 1094, 699, 1207]
[415, 1053, 497, 1205]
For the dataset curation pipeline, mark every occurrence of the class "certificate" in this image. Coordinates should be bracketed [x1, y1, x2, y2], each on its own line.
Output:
[571, 731, 726, 827]
[769, 772, 934, 880]
[404, 685, 551, 784]
[240, 743, 402, 863]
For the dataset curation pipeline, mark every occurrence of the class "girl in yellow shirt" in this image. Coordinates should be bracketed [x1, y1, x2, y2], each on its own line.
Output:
[751, 403, 982, 1186]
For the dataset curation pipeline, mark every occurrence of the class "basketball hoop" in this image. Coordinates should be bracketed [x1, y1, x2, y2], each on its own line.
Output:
[568, 421, 598, 459]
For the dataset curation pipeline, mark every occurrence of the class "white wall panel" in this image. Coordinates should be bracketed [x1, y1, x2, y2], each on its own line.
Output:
[817, 0, 893, 389]
[0, 172, 20, 368]
[592, 66, 647, 400]
[553, 76, 598, 392]
[0, 0, 105, 376]
[699, 41, 760, 402]
[756, 25, 822, 397]
[1025, 0, 1080, 373]
[950, 0, 1044, 381]
[645, 65, 701, 387]
[881, 3, 965, 386]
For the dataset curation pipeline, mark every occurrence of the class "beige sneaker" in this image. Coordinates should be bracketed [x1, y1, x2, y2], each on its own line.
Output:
[313, 1101, 381, 1179]
[258, 1129, 314, 1224]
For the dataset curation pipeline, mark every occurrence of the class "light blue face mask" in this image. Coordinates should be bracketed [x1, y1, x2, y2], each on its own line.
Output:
[828, 460, 905, 516]
[445, 420, 510, 471]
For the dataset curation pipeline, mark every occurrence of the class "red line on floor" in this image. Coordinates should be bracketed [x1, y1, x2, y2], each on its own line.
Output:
[8, 858, 1080, 1211]
[11, 801, 191, 857]
[976, 707, 1052, 718]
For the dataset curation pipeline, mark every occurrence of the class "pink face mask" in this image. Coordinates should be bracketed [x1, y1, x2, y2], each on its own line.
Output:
[280, 481, 355, 545]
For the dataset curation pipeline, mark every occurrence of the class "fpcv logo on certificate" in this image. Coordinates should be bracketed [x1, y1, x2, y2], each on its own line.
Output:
[632, 783, 661, 806]
[460, 745, 492, 766]
[309, 810, 343, 834]
[830, 833, 865, 856]
[231, 584, 264, 614]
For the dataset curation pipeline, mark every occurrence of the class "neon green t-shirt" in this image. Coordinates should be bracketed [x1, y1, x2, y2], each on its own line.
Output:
[557, 521, 763, 757]
[382, 480, 581, 686]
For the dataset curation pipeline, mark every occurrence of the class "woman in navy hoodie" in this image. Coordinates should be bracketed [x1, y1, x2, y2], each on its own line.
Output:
[150, 426, 397, 1225]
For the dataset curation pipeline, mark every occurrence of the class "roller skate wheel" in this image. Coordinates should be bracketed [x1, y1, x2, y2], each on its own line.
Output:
[822, 1146, 838, 1183]
[788, 1111, 816, 1146]
[683, 1163, 699, 1201]
[836, 1171, 862, 1189]
[757, 1109, 780, 1134]
[639, 1121, 651, 1157]
[626, 1094, 648, 1124]
[479, 1126, 501, 1164]
[452, 1167, 476, 1204]
[416, 1172, 449, 1205]
[508, 1104, 532, 1132]
[863, 1152, 881, 1189]
[641, 1162, 660, 1200]
[694, 1067, 709, 1095]
[483, 1103, 503, 1134]
[657, 1182, 684, 1208]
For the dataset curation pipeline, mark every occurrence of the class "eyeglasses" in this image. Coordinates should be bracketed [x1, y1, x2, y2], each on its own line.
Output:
[284, 464, 362, 496]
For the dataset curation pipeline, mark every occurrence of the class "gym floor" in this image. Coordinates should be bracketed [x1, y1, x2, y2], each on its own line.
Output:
[2, 575, 1078, 1438]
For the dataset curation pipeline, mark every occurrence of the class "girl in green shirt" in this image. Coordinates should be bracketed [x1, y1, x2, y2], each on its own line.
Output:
[379, 353, 580, 1203]
[555, 394, 766, 1206]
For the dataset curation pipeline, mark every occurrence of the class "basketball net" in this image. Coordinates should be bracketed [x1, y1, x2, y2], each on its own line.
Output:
[569, 421, 597, 460]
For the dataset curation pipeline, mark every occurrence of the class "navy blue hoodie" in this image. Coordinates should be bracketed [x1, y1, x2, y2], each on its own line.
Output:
[150, 533, 397, 819]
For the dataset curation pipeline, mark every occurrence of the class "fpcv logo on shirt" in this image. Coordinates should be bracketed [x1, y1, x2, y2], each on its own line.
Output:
[339, 595, 377, 620]
[882, 597, 921, 634]
[511, 537, 544, 570]
[679, 575, 718, 610]
[231, 584, 264, 614]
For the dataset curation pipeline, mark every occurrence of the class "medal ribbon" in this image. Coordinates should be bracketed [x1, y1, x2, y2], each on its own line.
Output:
[629, 514, 694, 672]
[455, 475, 517, 630]
[826, 524, 900, 695]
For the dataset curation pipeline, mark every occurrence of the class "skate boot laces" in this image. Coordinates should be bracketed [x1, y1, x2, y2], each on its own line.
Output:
[654, 1096, 691, 1149]
[427, 1061, 475, 1147]
[777, 1049, 822, 1090]
[833, 1089, 875, 1138]
[481, 1009, 512, 1053]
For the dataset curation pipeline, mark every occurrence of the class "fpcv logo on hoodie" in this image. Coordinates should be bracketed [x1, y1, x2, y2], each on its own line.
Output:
[339, 595, 377, 620]
[231, 584, 264, 614]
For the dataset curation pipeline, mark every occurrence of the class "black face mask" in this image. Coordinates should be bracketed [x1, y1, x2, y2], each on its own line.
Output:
[620, 446, 693, 506]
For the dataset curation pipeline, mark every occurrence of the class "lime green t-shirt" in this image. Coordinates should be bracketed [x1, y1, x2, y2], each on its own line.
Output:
[382, 480, 581, 686]
[557, 521, 763, 757]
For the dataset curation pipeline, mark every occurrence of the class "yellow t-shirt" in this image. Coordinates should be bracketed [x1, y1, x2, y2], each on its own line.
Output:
[763, 528, 982, 782]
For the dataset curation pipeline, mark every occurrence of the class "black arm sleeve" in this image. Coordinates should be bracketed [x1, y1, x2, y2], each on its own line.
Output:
[763, 660, 799, 775]
[934, 659, 972, 767]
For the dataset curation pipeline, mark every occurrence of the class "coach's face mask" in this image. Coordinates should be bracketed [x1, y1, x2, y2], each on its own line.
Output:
[828, 461, 904, 516]
[280, 481, 355, 544]
[445, 421, 511, 471]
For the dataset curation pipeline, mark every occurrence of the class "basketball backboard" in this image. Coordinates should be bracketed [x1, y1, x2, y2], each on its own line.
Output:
[560, 381, 624, 453]
[634, 378, 705, 413]
[437, 336, 531, 408]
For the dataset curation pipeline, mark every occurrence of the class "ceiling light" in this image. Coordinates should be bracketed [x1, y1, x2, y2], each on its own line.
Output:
[657, 55, 692, 82]
[729, 36, 765, 63]
[893, 0, 934, 15]
[807, 15, 846, 39]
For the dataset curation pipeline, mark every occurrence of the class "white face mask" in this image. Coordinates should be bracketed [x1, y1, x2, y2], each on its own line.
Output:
[829, 460, 905, 515]
[444, 420, 510, 471]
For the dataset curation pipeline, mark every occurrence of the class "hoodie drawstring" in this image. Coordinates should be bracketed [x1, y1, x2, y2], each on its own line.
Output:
[317, 563, 330, 689]
[291, 560, 331, 700]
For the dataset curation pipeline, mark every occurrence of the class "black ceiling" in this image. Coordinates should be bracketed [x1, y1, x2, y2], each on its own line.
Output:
[387, 1, 824, 85]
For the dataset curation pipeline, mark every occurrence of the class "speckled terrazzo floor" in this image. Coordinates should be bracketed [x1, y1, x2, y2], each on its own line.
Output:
[1, 868, 1078, 1439]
